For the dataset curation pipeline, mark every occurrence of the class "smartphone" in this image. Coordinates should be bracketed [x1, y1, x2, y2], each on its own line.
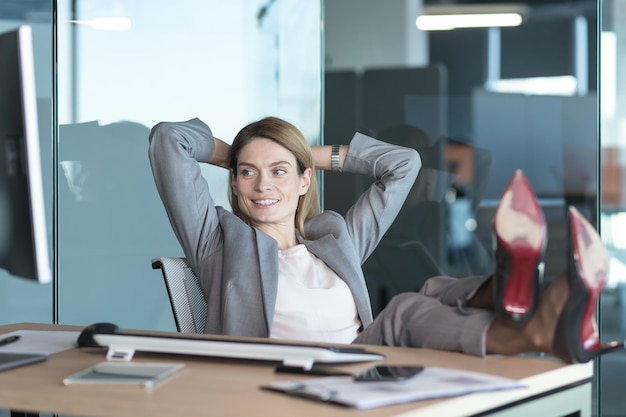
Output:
[354, 365, 424, 382]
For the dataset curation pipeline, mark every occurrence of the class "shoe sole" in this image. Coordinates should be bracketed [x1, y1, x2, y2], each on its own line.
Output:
[493, 170, 546, 325]
[554, 206, 612, 363]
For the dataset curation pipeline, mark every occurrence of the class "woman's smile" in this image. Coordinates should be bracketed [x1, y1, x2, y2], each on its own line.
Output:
[252, 198, 279, 207]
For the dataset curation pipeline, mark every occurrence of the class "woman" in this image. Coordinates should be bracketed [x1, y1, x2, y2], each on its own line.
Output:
[149, 116, 621, 364]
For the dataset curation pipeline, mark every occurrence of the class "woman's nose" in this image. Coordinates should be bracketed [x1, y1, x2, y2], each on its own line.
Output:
[254, 174, 272, 191]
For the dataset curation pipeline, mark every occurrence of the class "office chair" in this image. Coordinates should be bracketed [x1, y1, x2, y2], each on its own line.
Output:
[151, 257, 207, 333]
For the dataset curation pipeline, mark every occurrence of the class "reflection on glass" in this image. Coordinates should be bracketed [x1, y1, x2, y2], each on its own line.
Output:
[325, 1, 598, 316]
[325, 1, 626, 415]
[56, 0, 322, 330]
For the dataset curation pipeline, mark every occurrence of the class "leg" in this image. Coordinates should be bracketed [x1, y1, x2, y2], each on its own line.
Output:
[419, 171, 544, 319]
[355, 204, 622, 363]
[419, 274, 493, 309]
[354, 292, 494, 357]
[486, 273, 568, 356]
[490, 206, 624, 363]
[358, 273, 565, 359]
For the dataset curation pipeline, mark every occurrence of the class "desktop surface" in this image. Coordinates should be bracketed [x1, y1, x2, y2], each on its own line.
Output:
[0, 323, 592, 417]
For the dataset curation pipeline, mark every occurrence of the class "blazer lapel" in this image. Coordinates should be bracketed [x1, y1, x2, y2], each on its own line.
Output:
[254, 229, 279, 326]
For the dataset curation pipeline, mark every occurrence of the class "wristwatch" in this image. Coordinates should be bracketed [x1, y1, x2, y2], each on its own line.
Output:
[331, 144, 341, 172]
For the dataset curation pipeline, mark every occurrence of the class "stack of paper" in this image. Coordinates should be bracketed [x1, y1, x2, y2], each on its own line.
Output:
[263, 367, 525, 409]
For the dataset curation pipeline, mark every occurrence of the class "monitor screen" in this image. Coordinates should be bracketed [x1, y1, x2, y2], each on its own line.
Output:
[0, 25, 51, 284]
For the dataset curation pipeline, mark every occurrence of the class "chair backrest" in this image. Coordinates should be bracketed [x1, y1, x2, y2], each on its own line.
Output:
[151, 257, 207, 333]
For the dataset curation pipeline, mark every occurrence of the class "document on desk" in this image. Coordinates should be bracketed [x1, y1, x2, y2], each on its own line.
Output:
[262, 366, 525, 409]
[0, 330, 80, 355]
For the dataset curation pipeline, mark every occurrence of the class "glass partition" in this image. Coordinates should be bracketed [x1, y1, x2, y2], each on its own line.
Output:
[324, 1, 616, 415]
[324, 0, 597, 313]
[54, 0, 322, 330]
[599, 1, 626, 416]
[0, 1, 323, 328]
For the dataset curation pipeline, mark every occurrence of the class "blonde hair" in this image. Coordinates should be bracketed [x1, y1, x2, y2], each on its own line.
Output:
[228, 117, 320, 237]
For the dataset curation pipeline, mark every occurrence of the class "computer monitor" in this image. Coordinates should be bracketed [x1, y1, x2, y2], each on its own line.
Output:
[0, 25, 52, 284]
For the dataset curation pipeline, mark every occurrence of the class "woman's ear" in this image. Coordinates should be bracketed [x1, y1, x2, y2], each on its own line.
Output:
[230, 172, 238, 196]
[299, 167, 312, 195]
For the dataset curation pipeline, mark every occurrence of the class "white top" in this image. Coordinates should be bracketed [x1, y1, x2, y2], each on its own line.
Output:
[270, 244, 361, 344]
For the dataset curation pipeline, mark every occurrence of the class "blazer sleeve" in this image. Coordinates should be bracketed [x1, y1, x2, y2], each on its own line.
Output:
[148, 117, 221, 268]
[341, 132, 421, 263]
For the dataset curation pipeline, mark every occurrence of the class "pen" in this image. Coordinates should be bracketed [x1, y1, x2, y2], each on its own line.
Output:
[0, 335, 20, 347]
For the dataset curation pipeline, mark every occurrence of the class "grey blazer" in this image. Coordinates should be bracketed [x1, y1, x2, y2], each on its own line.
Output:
[148, 118, 421, 338]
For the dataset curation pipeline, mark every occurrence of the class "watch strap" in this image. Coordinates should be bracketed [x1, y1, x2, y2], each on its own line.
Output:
[331, 144, 341, 172]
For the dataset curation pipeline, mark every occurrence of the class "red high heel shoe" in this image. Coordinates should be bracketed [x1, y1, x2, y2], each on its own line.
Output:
[553, 206, 624, 364]
[493, 170, 547, 326]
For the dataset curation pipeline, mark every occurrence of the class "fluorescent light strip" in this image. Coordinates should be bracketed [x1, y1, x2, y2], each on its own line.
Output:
[69, 18, 132, 31]
[416, 13, 522, 31]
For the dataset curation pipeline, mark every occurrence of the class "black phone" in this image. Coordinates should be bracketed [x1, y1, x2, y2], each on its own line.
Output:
[354, 365, 424, 382]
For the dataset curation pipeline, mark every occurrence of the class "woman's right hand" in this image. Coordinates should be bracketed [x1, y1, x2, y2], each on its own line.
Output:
[210, 137, 231, 169]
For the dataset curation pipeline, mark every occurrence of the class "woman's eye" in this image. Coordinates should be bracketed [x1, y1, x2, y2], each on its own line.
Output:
[274, 168, 287, 176]
[240, 169, 254, 177]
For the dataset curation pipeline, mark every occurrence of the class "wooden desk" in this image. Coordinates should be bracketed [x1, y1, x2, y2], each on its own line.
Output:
[0, 323, 592, 417]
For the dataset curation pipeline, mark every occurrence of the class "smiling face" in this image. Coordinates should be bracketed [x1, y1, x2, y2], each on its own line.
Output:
[231, 138, 312, 232]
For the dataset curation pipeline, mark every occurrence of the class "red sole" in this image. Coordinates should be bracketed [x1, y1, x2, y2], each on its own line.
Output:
[569, 206, 608, 351]
[494, 170, 546, 316]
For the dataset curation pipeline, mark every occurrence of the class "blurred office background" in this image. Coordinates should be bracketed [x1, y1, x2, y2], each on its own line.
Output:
[0, 0, 624, 415]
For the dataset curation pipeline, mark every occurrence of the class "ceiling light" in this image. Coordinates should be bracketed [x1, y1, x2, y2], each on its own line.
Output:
[69, 18, 132, 31]
[417, 4, 527, 31]
[417, 13, 522, 31]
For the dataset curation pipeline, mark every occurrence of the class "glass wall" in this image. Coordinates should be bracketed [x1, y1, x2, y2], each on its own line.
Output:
[599, 2, 626, 416]
[323, 0, 622, 415]
[324, 0, 597, 313]
[54, 0, 322, 330]
[0, 0, 322, 331]
[324, 1, 608, 416]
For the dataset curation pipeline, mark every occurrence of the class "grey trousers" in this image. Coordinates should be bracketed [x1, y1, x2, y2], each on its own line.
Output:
[353, 275, 494, 357]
